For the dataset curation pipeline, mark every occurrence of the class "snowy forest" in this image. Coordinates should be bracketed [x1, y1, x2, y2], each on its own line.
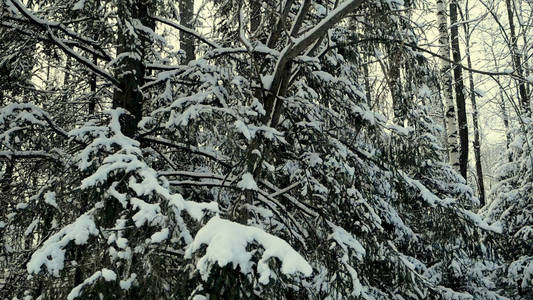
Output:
[0, 0, 532, 298]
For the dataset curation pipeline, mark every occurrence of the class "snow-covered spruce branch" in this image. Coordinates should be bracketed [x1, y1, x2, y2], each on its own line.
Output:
[159, 170, 231, 181]
[0, 150, 61, 162]
[0, 102, 85, 146]
[6, 0, 120, 88]
[45, 27, 120, 88]
[164, 174, 308, 244]
[5, 0, 111, 60]
[1, 16, 110, 61]
[162, 170, 318, 218]
[184, 215, 313, 284]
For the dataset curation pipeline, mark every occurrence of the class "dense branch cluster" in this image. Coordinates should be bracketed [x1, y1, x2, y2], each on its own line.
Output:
[0, 0, 531, 299]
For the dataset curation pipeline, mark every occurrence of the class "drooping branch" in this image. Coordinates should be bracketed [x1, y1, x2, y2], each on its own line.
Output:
[6, 0, 111, 60]
[150, 15, 221, 49]
[7, 0, 120, 88]
[46, 26, 121, 88]
[0, 150, 61, 162]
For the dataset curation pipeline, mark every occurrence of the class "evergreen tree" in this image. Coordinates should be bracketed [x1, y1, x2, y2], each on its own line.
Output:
[485, 121, 533, 298]
[0, 0, 508, 299]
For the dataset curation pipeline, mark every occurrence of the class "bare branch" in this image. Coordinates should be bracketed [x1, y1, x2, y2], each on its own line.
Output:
[150, 15, 221, 49]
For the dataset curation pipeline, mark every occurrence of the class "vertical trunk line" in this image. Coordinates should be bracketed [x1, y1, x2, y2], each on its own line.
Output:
[180, 0, 196, 64]
[437, 0, 460, 173]
[505, 0, 529, 115]
[450, 0, 468, 180]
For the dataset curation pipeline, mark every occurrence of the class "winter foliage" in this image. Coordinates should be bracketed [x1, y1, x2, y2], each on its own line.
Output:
[0, 0, 531, 299]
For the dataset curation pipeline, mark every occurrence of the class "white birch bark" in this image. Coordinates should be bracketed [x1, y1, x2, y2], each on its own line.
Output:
[436, 0, 460, 172]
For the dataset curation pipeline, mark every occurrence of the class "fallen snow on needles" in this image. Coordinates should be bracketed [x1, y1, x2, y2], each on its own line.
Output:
[185, 216, 312, 284]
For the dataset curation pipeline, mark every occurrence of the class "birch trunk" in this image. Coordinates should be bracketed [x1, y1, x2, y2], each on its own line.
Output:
[437, 0, 460, 172]
[500, 92, 512, 149]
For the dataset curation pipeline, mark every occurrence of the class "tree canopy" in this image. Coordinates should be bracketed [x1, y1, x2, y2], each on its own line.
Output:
[0, 0, 531, 299]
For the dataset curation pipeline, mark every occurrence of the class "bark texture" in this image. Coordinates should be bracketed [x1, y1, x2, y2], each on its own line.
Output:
[437, 0, 460, 172]
[450, 0, 468, 180]
[112, 0, 154, 137]
[180, 0, 195, 63]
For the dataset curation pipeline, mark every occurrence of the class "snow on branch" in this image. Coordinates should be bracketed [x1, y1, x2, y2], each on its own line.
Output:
[7, 0, 119, 87]
[400, 171, 502, 233]
[75, 109, 218, 222]
[27, 214, 99, 276]
[0, 150, 60, 161]
[67, 268, 117, 300]
[0, 103, 73, 160]
[185, 216, 313, 284]
[327, 222, 366, 297]
[6, 0, 111, 59]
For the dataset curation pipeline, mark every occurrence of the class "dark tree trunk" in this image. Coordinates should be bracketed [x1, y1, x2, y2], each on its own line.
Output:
[461, 4, 485, 206]
[505, 0, 529, 115]
[89, 55, 97, 114]
[450, 0, 468, 180]
[467, 51, 484, 206]
[88, 0, 99, 114]
[112, 1, 154, 137]
[180, 0, 195, 64]
[363, 56, 372, 106]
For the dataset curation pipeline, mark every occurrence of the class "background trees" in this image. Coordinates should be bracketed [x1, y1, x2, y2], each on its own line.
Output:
[0, 0, 531, 299]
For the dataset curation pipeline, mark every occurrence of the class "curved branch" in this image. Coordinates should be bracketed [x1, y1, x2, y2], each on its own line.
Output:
[150, 15, 221, 49]
[7, 0, 111, 60]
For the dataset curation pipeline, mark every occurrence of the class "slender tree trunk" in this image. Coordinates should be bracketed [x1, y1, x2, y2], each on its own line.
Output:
[89, 55, 97, 114]
[462, 5, 485, 206]
[45, 53, 51, 89]
[387, 46, 405, 123]
[523, 31, 530, 97]
[437, 0, 460, 172]
[437, 85, 449, 148]
[363, 56, 372, 106]
[179, 0, 195, 64]
[465, 40, 484, 205]
[89, 2, 98, 115]
[64, 56, 71, 86]
[450, 0, 468, 180]
[500, 92, 512, 149]
[505, 0, 529, 115]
